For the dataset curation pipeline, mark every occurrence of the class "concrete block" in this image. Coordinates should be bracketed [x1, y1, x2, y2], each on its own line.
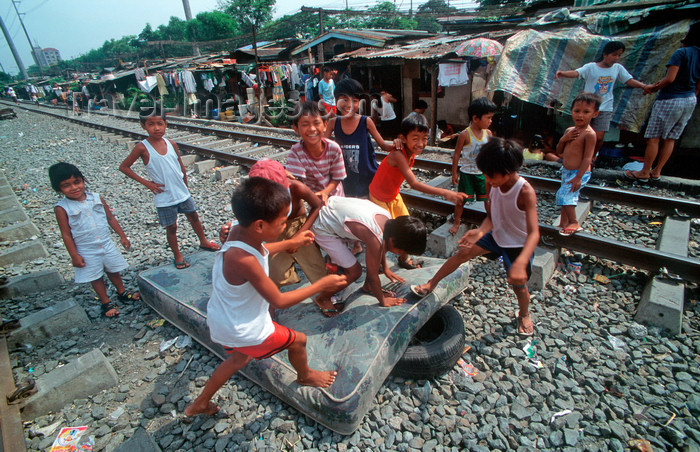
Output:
[0, 175, 8, 186]
[0, 184, 16, 198]
[426, 175, 452, 189]
[635, 276, 684, 335]
[0, 220, 39, 241]
[0, 195, 18, 209]
[656, 217, 690, 257]
[7, 298, 89, 347]
[215, 165, 240, 180]
[237, 145, 273, 156]
[180, 154, 197, 167]
[21, 349, 118, 420]
[427, 222, 468, 258]
[194, 159, 217, 174]
[529, 246, 560, 291]
[0, 241, 48, 266]
[213, 142, 249, 152]
[552, 201, 591, 229]
[114, 428, 162, 452]
[0, 206, 28, 224]
[125, 140, 140, 151]
[0, 269, 64, 299]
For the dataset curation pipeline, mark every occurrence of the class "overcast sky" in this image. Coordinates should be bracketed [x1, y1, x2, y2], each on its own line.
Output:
[0, 0, 464, 75]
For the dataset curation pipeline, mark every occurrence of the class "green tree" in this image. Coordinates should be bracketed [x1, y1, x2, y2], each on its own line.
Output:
[157, 17, 188, 41]
[219, 0, 275, 31]
[363, 2, 417, 29]
[415, 0, 457, 32]
[186, 11, 239, 42]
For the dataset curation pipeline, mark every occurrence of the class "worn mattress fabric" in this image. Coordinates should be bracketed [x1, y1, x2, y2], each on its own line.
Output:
[488, 20, 693, 133]
[138, 251, 470, 434]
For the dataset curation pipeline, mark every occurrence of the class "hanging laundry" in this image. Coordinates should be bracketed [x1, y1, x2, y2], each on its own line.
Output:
[182, 70, 197, 94]
[155, 74, 169, 96]
[438, 63, 469, 87]
[135, 68, 146, 81]
[137, 75, 158, 93]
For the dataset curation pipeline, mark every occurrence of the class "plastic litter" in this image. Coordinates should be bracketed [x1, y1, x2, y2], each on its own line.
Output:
[593, 274, 610, 284]
[522, 342, 536, 359]
[148, 318, 165, 328]
[550, 409, 572, 424]
[567, 262, 582, 274]
[160, 337, 177, 352]
[608, 335, 626, 350]
[456, 358, 478, 376]
[175, 335, 192, 349]
[564, 284, 577, 294]
[49, 426, 91, 451]
[628, 438, 653, 452]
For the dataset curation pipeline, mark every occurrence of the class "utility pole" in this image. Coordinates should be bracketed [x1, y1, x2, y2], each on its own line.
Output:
[11, 0, 42, 74]
[182, 0, 193, 21]
[0, 13, 28, 79]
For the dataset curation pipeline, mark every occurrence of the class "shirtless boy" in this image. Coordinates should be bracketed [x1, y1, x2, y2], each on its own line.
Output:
[555, 92, 600, 236]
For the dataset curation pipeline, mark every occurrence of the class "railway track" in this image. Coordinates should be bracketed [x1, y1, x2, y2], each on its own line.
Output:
[3, 100, 700, 282]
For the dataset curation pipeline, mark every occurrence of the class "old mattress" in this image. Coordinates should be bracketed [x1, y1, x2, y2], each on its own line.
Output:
[137, 251, 469, 434]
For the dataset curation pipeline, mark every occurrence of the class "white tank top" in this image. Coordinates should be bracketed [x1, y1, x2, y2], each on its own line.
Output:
[312, 197, 390, 241]
[142, 139, 191, 208]
[490, 177, 528, 248]
[381, 97, 396, 121]
[206, 241, 275, 348]
[459, 127, 489, 174]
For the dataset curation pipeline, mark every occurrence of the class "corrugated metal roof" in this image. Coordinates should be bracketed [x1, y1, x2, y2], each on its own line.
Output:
[292, 28, 433, 55]
[331, 33, 511, 61]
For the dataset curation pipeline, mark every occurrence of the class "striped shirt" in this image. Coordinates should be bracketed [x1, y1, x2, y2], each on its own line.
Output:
[286, 138, 346, 196]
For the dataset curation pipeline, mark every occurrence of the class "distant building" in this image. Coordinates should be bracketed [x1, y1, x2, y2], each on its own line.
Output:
[42, 48, 61, 66]
[33, 46, 48, 67]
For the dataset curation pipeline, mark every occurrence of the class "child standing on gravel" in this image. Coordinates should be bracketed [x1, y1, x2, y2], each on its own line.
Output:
[368, 114, 468, 269]
[324, 78, 395, 198]
[450, 97, 497, 235]
[119, 107, 220, 269]
[183, 177, 346, 418]
[50, 162, 140, 318]
[412, 138, 540, 336]
[286, 101, 347, 203]
[555, 92, 599, 236]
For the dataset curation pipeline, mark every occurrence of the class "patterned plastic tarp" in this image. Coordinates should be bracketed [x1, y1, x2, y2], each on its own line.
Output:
[488, 21, 692, 133]
[138, 251, 470, 434]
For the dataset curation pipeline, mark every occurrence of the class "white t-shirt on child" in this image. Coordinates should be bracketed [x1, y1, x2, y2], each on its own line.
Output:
[575, 62, 633, 112]
[207, 241, 274, 348]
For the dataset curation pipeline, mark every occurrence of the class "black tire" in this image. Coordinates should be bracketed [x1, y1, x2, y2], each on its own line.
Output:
[392, 305, 466, 380]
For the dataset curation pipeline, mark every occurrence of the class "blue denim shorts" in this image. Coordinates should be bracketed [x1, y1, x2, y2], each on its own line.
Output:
[556, 169, 590, 206]
[476, 232, 532, 279]
[156, 197, 197, 227]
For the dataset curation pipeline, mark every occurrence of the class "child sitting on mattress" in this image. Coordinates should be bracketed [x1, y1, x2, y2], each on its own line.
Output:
[183, 177, 346, 418]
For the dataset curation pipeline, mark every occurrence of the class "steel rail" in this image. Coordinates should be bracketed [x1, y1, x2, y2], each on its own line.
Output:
[6, 101, 700, 280]
[402, 191, 700, 282]
[8, 101, 699, 217]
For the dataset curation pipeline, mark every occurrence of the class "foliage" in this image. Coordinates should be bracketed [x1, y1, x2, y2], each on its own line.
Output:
[219, 0, 275, 29]
[415, 0, 458, 33]
[0, 71, 13, 85]
[185, 12, 239, 41]
[363, 2, 416, 29]
[157, 17, 188, 41]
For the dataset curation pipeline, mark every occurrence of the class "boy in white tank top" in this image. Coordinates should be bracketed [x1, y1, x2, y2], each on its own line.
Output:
[184, 177, 346, 419]
[450, 97, 496, 234]
[414, 138, 540, 336]
[120, 107, 220, 269]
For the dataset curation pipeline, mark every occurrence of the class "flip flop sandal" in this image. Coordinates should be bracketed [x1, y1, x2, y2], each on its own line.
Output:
[398, 258, 424, 270]
[559, 227, 583, 236]
[117, 290, 140, 302]
[199, 240, 221, 251]
[624, 170, 649, 183]
[101, 302, 119, 318]
[361, 286, 397, 298]
[410, 285, 431, 297]
[174, 259, 190, 270]
[516, 316, 534, 337]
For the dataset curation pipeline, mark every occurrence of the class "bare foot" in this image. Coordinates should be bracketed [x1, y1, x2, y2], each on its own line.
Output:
[448, 223, 460, 235]
[379, 296, 407, 307]
[350, 241, 363, 255]
[183, 400, 220, 418]
[313, 296, 341, 317]
[297, 370, 337, 388]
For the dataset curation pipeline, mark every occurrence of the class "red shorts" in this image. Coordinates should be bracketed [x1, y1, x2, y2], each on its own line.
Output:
[320, 102, 336, 115]
[224, 322, 296, 360]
